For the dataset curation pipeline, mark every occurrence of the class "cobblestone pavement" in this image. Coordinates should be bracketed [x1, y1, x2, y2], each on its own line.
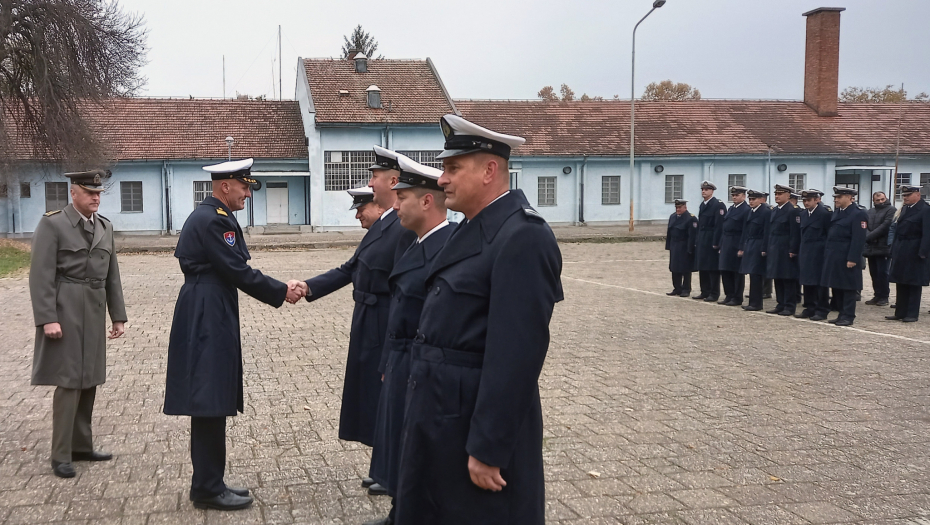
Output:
[2, 242, 930, 524]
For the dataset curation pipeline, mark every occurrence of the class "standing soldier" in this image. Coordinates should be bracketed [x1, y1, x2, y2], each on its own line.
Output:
[365, 157, 454, 525]
[30, 170, 126, 478]
[395, 114, 562, 525]
[796, 189, 832, 320]
[718, 186, 750, 306]
[738, 190, 771, 311]
[666, 199, 698, 297]
[863, 191, 895, 306]
[165, 159, 303, 510]
[887, 184, 930, 322]
[765, 184, 801, 316]
[693, 181, 726, 302]
[821, 187, 868, 326]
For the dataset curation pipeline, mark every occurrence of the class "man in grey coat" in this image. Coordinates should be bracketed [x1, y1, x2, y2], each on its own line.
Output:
[29, 170, 127, 478]
[863, 191, 895, 306]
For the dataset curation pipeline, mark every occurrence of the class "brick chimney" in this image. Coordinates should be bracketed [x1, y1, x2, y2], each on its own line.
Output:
[802, 7, 845, 116]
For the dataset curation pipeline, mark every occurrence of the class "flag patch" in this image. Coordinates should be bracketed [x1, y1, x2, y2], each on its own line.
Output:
[224, 231, 236, 246]
[861, 221, 868, 229]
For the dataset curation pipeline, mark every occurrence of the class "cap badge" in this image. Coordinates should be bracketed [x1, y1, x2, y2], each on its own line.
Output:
[440, 119, 453, 139]
[224, 231, 236, 246]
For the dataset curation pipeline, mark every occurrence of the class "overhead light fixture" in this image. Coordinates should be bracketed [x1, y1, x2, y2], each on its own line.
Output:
[562, 166, 572, 174]
[777, 164, 787, 172]
[655, 165, 664, 173]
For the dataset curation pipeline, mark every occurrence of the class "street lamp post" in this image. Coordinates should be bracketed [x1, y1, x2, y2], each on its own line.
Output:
[629, 0, 666, 232]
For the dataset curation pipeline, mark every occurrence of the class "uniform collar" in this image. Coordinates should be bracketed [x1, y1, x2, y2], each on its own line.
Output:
[732, 201, 744, 208]
[418, 220, 449, 243]
[381, 208, 394, 221]
[471, 190, 525, 243]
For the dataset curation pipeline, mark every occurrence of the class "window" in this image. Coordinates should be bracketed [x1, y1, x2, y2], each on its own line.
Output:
[601, 176, 621, 205]
[0, 184, 6, 198]
[789, 173, 806, 191]
[397, 151, 443, 169]
[896, 172, 911, 199]
[538, 177, 556, 206]
[509, 170, 520, 190]
[367, 89, 382, 108]
[45, 182, 68, 212]
[120, 181, 143, 212]
[727, 174, 746, 201]
[20, 183, 30, 198]
[193, 181, 211, 206]
[665, 175, 683, 203]
[324, 150, 375, 191]
[921, 173, 930, 199]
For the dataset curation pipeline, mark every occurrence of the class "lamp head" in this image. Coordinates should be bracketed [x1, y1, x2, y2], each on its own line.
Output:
[653, 0, 666, 7]
[225, 136, 234, 147]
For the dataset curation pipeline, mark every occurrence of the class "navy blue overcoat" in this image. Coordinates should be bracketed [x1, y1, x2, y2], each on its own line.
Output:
[666, 212, 697, 273]
[821, 205, 868, 290]
[695, 197, 726, 271]
[889, 198, 930, 286]
[765, 204, 801, 279]
[798, 204, 832, 286]
[717, 202, 750, 272]
[739, 205, 771, 275]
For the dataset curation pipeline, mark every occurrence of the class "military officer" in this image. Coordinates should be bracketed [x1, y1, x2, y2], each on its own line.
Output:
[796, 189, 832, 320]
[366, 156, 454, 525]
[821, 187, 868, 326]
[693, 181, 726, 302]
[765, 184, 801, 315]
[666, 199, 698, 297]
[738, 190, 771, 311]
[717, 186, 750, 306]
[887, 184, 930, 322]
[395, 114, 562, 525]
[29, 170, 126, 479]
[293, 146, 417, 496]
[165, 158, 302, 510]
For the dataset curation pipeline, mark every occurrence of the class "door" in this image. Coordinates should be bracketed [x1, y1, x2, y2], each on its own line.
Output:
[266, 182, 289, 224]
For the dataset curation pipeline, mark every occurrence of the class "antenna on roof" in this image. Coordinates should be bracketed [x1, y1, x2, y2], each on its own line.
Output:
[223, 55, 226, 99]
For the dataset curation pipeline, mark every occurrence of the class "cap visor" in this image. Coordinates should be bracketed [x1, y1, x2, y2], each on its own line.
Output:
[392, 182, 416, 190]
[436, 148, 482, 160]
[78, 185, 105, 193]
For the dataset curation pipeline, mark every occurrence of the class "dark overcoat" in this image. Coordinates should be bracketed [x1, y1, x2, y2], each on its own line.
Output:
[717, 202, 750, 272]
[821, 205, 868, 290]
[666, 212, 698, 273]
[738, 205, 771, 276]
[695, 197, 726, 271]
[798, 204, 832, 286]
[765, 204, 801, 279]
[30, 205, 127, 389]
[889, 198, 930, 286]
[369, 222, 454, 495]
[304, 209, 416, 445]
[395, 190, 562, 525]
[164, 197, 286, 417]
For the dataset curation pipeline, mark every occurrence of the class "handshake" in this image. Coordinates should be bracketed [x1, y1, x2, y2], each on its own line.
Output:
[285, 280, 309, 304]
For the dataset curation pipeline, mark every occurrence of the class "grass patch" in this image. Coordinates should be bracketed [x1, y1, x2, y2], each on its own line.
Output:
[0, 241, 31, 277]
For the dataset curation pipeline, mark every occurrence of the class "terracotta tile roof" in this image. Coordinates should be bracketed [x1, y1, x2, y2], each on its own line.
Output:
[7, 98, 307, 161]
[454, 100, 930, 157]
[304, 58, 455, 124]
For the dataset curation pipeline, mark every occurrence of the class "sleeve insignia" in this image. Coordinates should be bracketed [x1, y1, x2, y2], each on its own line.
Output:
[44, 210, 62, 217]
[223, 231, 236, 246]
[861, 221, 868, 229]
[216, 208, 228, 217]
[796, 216, 801, 223]
[719, 208, 725, 215]
[523, 207, 543, 219]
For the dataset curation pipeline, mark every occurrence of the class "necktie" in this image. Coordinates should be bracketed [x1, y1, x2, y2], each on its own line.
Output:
[81, 218, 94, 245]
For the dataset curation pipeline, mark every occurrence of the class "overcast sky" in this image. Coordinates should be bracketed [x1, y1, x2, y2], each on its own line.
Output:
[122, 0, 930, 102]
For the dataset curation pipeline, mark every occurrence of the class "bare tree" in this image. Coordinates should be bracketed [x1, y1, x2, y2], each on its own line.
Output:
[641, 80, 701, 101]
[559, 84, 575, 102]
[839, 85, 929, 103]
[0, 0, 147, 170]
[341, 25, 381, 59]
[537, 85, 558, 102]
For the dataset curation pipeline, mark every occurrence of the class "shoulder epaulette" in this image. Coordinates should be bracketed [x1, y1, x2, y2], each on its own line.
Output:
[44, 210, 62, 217]
[690, 213, 696, 217]
[216, 208, 228, 217]
[523, 207, 543, 219]
[825, 206, 833, 211]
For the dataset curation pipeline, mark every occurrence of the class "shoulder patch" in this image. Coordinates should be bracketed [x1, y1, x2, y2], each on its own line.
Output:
[861, 221, 868, 229]
[719, 208, 725, 215]
[44, 210, 62, 217]
[216, 208, 228, 217]
[796, 215, 801, 223]
[523, 207, 543, 219]
[223, 231, 236, 246]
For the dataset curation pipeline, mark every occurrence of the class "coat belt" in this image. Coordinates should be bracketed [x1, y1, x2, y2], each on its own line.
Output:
[411, 343, 484, 368]
[56, 275, 106, 289]
[352, 289, 387, 305]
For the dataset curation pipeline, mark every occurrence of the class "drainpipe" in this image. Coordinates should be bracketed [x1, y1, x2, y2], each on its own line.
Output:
[578, 155, 587, 224]
[163, 161, 173, 233]
[766, 147, 772, 193]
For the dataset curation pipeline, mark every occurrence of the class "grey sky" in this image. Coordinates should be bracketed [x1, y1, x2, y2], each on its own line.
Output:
[124, 0, 930, 102]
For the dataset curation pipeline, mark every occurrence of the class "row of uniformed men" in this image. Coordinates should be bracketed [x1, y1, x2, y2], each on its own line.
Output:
[667, 181, 930, 326]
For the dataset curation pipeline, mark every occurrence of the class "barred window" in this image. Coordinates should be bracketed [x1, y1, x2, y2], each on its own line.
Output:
[601, 176, 621, 205]
[398, 151, 443, 169]
[20, 183, 31, 198]
[45, 182, 68, 212]
[193, 181, 211, 206]
[324, 151, 375, 191]
[665, 175, 683, 203]
[921, 173, 930, 199]
[538, 177, 556, 206]
[121, 181, 143, 212]
[727, 174, 746, 200]
[896, 173, 911, 199]
[509, 170, 520, 190]
[789, 173, 806, 191]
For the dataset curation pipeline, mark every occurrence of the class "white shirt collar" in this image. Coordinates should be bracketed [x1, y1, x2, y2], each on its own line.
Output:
[703, 198, 711, 204]
[418, 220, 450, 243]
[777, 203, 786, 209]
[76, 209, 94, 224]
[732, 201, 744, 208]
[380, 208, 394, 221]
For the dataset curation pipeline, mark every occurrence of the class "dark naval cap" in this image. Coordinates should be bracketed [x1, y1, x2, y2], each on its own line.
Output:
[64, 169, 109, 193]
[347, 186, 375, 210]
[773, 184, 795, 194]
[393, 154, 443, 191]
[369, 145, 401, 171]
[701, 180, 717, 190]
[437, 114, 526, 160]
[729, 186, 748, 194]
[833, 186, 859, 197]
[899, 184, 921, 195]
[747, 189, 769, 198]
[801, 188, 824, 198]
[202, 158, 257, 184]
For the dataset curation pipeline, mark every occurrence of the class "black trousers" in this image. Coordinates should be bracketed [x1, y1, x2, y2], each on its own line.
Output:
[801, 285, 830, 315]
[671, 272, 692, 294]
[721, 271, 744, 304]
[748, 274, 764, 308]
[867, 256, 891, 299]
[190, 416, 227, 501]
[698, 270, 720, 298]
[773, 279, 799, 312]
[895, 284, 922, 319]
[833, 288, 858, 321]
[764, 278, 773, 296]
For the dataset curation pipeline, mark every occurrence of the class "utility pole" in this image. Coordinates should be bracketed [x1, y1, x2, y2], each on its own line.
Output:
[222, 55, 226, 99]
[279, 25, 283, 100]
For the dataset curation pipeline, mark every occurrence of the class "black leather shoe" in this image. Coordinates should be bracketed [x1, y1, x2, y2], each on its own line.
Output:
[903, 317, 919, 323]
[810, 314, 827, 321]
[367, 483, 388, 496]
[765, 308, 783, 314]
[666, 290, 680, 296]
[51, 460, 75, 478]
[679, 291, 690, 297]
[873, 299, 888, 306]
[226, 486, 249, 497]
[363, 517, 393, 525]
[890, 303, 896, 308]
[692, 294, 707, 300]
[827, 318, 839, 324]
[192, 489, 253, 510]
[742, 305, 762, 311]
[864, 297, 878, 305]
[885, 315, 902, 321]
[763, 293, 772, 299]
[795, 310, 813, 318]
[361, 477, 376, 488]
[72, 451, 112, 462]
[704, 296, 719, 302]
[778, 310, 796, 316]
[726, 301, 742, 306]
[835, 319, 853, 326]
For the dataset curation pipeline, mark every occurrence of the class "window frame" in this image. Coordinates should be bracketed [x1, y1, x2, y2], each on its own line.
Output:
[397, 151, 443, 169]
[601, 175, 621, 205]
[665, 174, 683, 204]
[193, 181, 212, 207]
[726, 174, 746, 201]
[896, 172, 912, 200]
[45, 182, 69, 212]
[538, 176, 557, 207]
[120, 181, 143, 213]
[324, 150, 376, 191]
[788, 173, 806, 191]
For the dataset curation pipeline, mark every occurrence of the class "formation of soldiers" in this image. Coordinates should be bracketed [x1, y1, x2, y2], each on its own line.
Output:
[667, 181, 930, 326]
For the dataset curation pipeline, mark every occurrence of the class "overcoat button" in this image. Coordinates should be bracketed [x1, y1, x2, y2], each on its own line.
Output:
[433, 287, 440, 295]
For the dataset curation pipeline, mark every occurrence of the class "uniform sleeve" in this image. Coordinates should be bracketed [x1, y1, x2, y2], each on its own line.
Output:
[665, 217, 672, 251]
[848, 211, 868, 263]
[738, 214, 749, 252]
[465, 225, 562, 468]
[920, 208, 930, 258]
[762, 210, 771, 254]
[304, 258, 355, 302]
[687, 216, 698, 254]
[105, 231, 128, 323]
[204, 218, 288, 307]
[29, 217, 60, 327]
[712, 203, 725, 247]
[789, 207, 801, 254]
